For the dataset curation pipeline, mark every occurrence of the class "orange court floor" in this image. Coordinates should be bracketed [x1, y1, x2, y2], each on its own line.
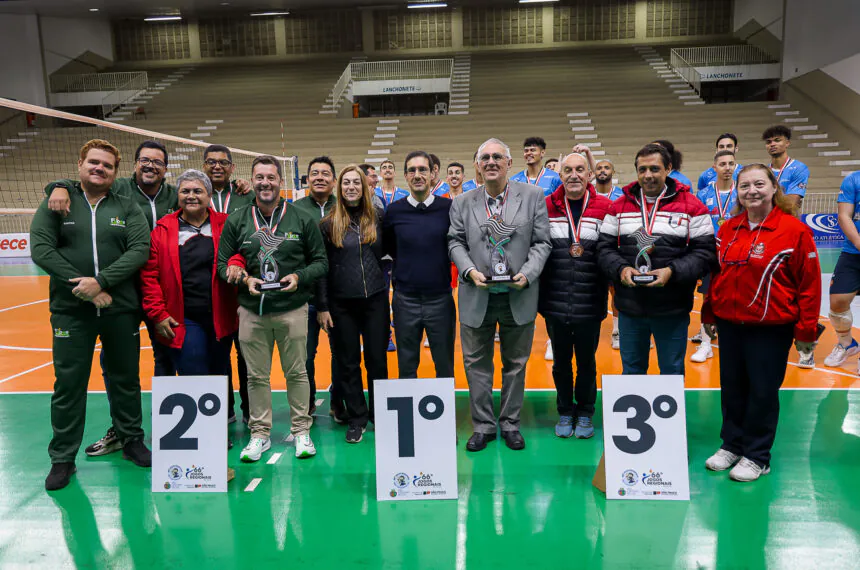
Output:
[2, 274, 858, 393]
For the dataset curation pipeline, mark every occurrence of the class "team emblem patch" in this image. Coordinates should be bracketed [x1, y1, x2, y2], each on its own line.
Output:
[110, 217, 126, 228]
[752, 243, 765, 256]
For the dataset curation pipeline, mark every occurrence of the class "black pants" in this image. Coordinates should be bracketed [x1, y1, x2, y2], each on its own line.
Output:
[307, 304, 338, 409]
[329, 291, 390, 427]
[547, 317, 601, 418]
[392, 290, 456, 379]
[227, 334, 249, 420]
[715, 319, 794, 467]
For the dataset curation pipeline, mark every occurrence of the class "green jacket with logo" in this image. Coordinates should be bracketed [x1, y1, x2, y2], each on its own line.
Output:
[217, 199, 328, 316]
[30, 182, 151, 315]
[210, 180, 255, 215]
[292, 193, 335, 305]
[45, 175, 177, 230]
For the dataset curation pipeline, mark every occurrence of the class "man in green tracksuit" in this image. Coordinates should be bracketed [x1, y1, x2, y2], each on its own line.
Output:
[218, 155, 328, 463]
[292, 156, 337, 417]
[30, 139, 152, 491]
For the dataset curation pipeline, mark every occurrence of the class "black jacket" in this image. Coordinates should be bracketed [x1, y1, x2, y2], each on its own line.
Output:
[538, 185, 612, 324]
[316, 207, 387, 310]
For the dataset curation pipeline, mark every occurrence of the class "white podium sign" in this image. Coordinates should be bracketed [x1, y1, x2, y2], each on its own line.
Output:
[602, 375, 690, 501]
[374, 377, 458, 502]
[152, 375, 228, 493]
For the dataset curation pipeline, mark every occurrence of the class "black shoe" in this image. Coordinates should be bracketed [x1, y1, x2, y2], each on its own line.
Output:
[502, 430, 526, 450]
[329, 402, 347, 425]
[84, 426, 121, 457]
[122, 440, 152, 467]
[346, 425, 366, 443]
[466, 432, 496, 452]
[45, 462, 76, 491]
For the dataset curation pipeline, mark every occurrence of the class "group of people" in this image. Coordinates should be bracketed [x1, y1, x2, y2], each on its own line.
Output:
[30, 122, 837, 491]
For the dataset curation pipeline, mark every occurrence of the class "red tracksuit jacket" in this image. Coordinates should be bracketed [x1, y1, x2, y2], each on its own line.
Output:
[703, 207, 821, 342]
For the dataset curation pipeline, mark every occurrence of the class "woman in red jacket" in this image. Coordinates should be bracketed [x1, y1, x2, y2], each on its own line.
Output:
[140, 169, 238, 377]
[702, 164, 821, 482]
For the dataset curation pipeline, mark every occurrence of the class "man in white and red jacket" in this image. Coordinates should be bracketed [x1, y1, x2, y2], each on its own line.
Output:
[539, 153, 613, 439]
[597, 143, 716, 376]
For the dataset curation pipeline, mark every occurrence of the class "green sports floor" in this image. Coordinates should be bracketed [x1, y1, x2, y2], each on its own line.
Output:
[0, 391, 858, 569]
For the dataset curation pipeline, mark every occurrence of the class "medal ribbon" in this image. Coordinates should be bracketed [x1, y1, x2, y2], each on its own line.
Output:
[484, 185, 510, 221]
[527, 167, 546, 187]
[774, 157, 794, 187]
[214, 187, 231, 214]
[639, 188, 667, 236]
[252, 201, 286, 233]
[715, 181, 735, 221]
[433, 180, 445, 195]
[563, 192, 590, 247]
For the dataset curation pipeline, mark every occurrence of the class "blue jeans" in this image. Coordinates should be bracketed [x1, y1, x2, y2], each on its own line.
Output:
[169, 316, 232, 377]
[618, 313, 690, 375]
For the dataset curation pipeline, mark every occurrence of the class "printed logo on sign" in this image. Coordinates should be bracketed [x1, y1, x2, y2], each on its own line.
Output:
[110, 217, 126, 228]
[164, 482, 171, 490]
[53, 328, 70, 338]
[168, 465, 183, 481]
[412, 472, 442, 488]
[185, 465, 212, 481]
[622, 469, 638, 486]
[618, 488, 627, 497]
[393, 473, 410, 489]
[802, 214, 845, 242]
[390, 490, 398, 497]
[642, 469, 672, 487]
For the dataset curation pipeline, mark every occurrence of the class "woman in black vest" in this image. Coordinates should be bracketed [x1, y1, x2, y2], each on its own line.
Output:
[317, 165, 389, 443]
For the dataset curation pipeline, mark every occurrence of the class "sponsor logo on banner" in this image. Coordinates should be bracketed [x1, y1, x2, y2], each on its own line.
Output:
[802, 214, 845, 243]
[622, 469, 638, 486]
[0, 233, 30, 258]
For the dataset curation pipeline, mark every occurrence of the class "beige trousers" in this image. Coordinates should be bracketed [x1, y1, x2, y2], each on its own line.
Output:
[238, 304, 311, 438]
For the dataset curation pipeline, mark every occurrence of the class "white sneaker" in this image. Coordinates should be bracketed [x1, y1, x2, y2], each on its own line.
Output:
[295, 432, 316, 459]
[690, 343, 713, 363]
[823, 340, 860, 367]
[494, 331, 500, 343]
[611, 332, 620, 350]
[705, 448, 740, 471]
[797, 350, 815, 369]
[690, 331, 703, 343]
[544, 340, 553, 361]
[729, 457, 770, 482]
[240, 437, 271, 463]
[423, 337, 430, 348]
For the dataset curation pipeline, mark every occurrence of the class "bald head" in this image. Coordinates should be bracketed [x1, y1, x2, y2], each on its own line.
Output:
[560, 153, 591, 199]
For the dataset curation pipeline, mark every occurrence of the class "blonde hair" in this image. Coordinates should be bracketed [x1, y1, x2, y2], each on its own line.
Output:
[731, 163, 798, 217]
[325, 165, 379, 248]
[79, 139, 121, 167]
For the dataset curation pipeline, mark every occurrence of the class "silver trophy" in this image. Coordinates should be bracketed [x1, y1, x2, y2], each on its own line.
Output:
[482, 216, 517, 284]
[253, 228, 288, 291]
[631, 227, 658, 285]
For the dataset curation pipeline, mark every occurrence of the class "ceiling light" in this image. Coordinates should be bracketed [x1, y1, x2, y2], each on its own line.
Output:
[144, 16, 182, 22]
[250, 11, 290, 16]
[519, 0, 559, 3]
[89, 8, 99, 12]
[407, 2, 448, 8]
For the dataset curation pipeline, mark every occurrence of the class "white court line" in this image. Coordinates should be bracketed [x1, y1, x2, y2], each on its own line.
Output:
[0, 345, 52, 352]
[0, 361, 53, 385]
[0, 298, 47, 313]
[244, 478, 262, 492]
[266, 453, 282, 465]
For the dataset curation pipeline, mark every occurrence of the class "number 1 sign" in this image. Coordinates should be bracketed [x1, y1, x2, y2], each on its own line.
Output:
[152, 376, 228, 493]
[374, 378, 458, 502]
[601, 375, 690, 501]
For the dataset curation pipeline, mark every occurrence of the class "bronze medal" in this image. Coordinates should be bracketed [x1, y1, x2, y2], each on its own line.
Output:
[569, 243, 584, 258]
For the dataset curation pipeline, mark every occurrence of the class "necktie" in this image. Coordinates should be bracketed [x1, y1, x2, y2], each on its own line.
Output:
[416, 202, 428, 211]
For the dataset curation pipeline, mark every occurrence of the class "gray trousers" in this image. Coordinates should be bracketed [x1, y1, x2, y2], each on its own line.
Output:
[460, 293, 535, 433]
[392, 290, 456, 379]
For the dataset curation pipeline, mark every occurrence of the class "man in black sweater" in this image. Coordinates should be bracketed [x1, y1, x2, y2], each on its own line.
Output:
[382, 151, 456, 379]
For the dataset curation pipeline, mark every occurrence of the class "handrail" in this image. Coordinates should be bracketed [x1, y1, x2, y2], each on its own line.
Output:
[50, 72, 149, 93]
[670, 45, 777, 66]
[101, 73, 148, 118]
[669, 50, 701, 95]
[800, 192, 838, 215]
[350, 58, 453, 81]
[329, 65, 352, 110]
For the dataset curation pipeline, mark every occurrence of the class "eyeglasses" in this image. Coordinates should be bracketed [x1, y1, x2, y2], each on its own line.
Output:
[204, 159, 232, 168]
[479, 153, 507, 164]
[405, 167, 430, 175]
[137, 157, 166, 168]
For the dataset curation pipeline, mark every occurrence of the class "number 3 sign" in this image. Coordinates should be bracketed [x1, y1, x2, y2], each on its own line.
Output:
[601, 375, 690, 501]
[374, 378, 458, 502]
[152, 376, 228, 493]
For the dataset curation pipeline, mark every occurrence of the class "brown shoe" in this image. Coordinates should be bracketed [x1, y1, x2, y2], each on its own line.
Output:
[227, 467, 235, 483]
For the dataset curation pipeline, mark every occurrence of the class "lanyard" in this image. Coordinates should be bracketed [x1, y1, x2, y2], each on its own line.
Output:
[484, 185, 509, 220]
[433, 180, 445, 194]
[527, 168, 546, 187]
[213, 186, 231, 214]
[715, 182, 735, 220]
[252, 201, 286, 233]
[773, 157, 794, 186]
[381, 188, 394, 206]
[639, 188, 667, 235]
[563, 193, 589, 246]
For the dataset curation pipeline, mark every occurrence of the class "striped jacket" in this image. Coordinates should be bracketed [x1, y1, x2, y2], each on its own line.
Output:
[596, 178, 716, 318]
[538, 184, 612, 324]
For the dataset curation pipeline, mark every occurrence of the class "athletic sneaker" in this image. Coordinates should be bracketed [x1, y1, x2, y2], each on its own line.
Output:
[729, 457, 770, 482]
[45, 462, 76, 491]
[494, 331, 500, 343]
[575, 416, 595, 439]
[705, 448, 740, 471]
[555, 415, 574, 438]
[611, 332, 620, 350]
[346, 425, 366, 443]
[690, 331, 703, 344]
[240, 437, 271, 463]
[295, 433, 316, 458]
[690, 343, 713, 363]
[797, 349, 815, 369]
[122, 440, 152, 467]
[85, 426, 122, 457]
[823, 339, 860, 367]
[544, 340, 554, 361]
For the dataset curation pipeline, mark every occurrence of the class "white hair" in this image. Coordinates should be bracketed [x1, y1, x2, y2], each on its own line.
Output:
[176, 168, 213, 195]
[477, 138, 511, 160]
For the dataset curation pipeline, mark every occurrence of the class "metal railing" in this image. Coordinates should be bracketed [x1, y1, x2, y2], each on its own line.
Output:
[329, 65, 353, 111]
[801, 192, 838, 215]
[669, 50, 702, 95]
[670, 45, 778, 67]
[351, 58, 453, 81]
[101, 73, 149, 118]
[50, 71, 149, 94]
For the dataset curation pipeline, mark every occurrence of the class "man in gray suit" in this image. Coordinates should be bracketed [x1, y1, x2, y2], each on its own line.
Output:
[448, 138, 551, 451]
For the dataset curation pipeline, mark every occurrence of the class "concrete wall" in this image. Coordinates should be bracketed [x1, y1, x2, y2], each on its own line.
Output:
[41, 16, 114, 75]
[733, 0, 784, 39]
[0, 14, 47, 106]
[823, 53, 860, 96]
[782, 0, 860, 81]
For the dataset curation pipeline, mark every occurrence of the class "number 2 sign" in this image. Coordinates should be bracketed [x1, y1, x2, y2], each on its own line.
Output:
[152, 376, 228, 493]
[602, 375, 690, 501]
